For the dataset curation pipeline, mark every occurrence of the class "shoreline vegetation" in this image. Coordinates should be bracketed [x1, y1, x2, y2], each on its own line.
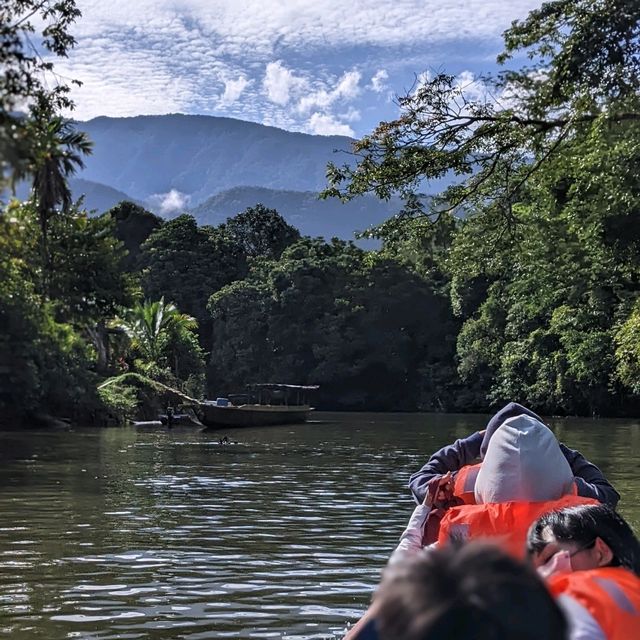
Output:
[98, 373, 202, 425]
[3, 1, 640, 428]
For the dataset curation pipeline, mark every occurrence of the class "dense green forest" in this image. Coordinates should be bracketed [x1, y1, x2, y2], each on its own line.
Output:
[2, 0, 640, 425]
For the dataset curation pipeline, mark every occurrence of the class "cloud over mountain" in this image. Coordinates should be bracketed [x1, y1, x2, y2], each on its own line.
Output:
[58, 1, 540, 137]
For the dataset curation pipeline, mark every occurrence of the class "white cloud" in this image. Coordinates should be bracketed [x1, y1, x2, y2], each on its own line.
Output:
[297, 70, 361, 114]
[75, 1, 541, 53]
[340, 107, 361, 123]
[307, 112, 354, 137]
[451, 70, 516, 112]
[220, 76, 251, 106]
[370, 69, 389, 93]
[54, 28, 229, 119]
[49, 1, 543, 133]
[412, 70, 434, 95]
[262, 61, 307, 106]
[148, 189, 191, 215]
[454, 69, 491, 102]
[336, 71, 361, 99]
[407, 69, 518, 126]
[411, 69, 500, 105]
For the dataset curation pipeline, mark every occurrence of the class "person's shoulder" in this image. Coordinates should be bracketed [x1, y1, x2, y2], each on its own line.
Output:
[557, 593, 606, 640]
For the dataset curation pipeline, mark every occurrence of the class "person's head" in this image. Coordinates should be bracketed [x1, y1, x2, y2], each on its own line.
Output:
[474, 414, 574, 504]
[375, 543, 567, 640]
[481, 402, 544, 458]
[527, 503, 640, 576]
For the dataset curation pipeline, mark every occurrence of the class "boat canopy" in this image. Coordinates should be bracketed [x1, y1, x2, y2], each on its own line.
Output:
[245, 383, 319, 407]
[247, 383, 319, 390]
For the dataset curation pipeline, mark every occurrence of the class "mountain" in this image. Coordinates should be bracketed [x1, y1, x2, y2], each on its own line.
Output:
[69, 178, 141, 213]
[62, 114, 451, 239]
[7, 178, 138, 213]
[189, 186, 404, 240]
[77, 114, 354, 205]
[5, 115, 452, 239]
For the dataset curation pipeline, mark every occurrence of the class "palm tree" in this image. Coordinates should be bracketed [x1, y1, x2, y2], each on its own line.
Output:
[27, 108, 92, 281]
[114, 298, 198, 369]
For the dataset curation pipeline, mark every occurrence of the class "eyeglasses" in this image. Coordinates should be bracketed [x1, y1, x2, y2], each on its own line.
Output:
[536, 539, 596, 565]
[567, 539, 596, 559]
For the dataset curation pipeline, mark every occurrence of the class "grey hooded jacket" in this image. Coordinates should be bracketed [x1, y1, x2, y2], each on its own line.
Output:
[408, 402, 620, 507]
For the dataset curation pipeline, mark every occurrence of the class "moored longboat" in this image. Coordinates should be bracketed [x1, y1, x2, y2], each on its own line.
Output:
[200, 383, 318, 428]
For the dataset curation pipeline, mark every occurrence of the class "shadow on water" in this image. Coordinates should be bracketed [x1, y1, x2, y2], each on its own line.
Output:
[0, 411, 638, 638]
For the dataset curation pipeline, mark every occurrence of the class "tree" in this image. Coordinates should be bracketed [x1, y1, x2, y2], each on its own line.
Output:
[106, 201, 163, 271]
[1, 1, 83, 189]
[47, 206, 135, 320]
[221, 204, 301, 260]
[614, 302, 640, 395]
[115, 298, 195, 363]
[140, 214, 246, 347]
[320, 0, 640, 415]
[207, 280, 273, 389]
[28, 107, 92, 279]
[324, 1, 640, 225]
[1, 2, 92, 282]
[113, 298, 205, 394]
[2, 199, 136, 372]
[447, 115, 640, 415]
[3, 201, 128, 311]
[0, 201, 102, 424]
[0, 2, 170, 422]
[208, 238, 459, 410]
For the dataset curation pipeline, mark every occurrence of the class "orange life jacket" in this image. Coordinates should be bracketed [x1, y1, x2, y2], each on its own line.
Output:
[452, 464, 579, 506]
[549, 567, 640, 640]
[453, 463, 482, 504]
[437, 494, 597, 558]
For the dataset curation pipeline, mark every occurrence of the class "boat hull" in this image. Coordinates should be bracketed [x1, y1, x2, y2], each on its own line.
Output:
[200, 404, 312, 428]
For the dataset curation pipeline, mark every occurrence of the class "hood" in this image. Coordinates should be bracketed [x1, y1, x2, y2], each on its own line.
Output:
[474, 414, 574, 504]
[480, 402, 545, 458]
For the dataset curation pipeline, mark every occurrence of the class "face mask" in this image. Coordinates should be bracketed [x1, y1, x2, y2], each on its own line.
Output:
[537, 550, 573, 580]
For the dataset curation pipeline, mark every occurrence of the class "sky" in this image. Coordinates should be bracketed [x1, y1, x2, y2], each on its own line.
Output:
[54, 0, 542, 138]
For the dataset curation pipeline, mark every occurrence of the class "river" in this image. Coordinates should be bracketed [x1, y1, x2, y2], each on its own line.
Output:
[0, 412, 639, 639]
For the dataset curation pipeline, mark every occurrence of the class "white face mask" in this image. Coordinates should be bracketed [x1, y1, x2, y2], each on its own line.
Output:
[537, 550, 573, 580]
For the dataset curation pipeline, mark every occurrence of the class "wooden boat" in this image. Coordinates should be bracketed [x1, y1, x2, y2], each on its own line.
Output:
[200, 383, 318, 428]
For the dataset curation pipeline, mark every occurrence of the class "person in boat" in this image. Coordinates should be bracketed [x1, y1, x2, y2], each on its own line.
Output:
[345, 542, 568, 640]
[527, 503, 640, 640]
[409, 402, 619, 508]
[395, 414, 598, 557]
[166, 405, 175, 429]
[344, 417, 598, 638]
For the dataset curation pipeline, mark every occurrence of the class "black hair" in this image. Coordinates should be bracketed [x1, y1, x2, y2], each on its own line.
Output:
[527, 503, 640, 576]
[375, 542, 567, 640]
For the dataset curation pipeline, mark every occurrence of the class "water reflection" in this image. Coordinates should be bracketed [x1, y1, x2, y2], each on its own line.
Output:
[0, 412, 638, 638]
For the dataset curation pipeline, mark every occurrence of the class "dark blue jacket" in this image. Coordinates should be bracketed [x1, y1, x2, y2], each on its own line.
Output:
[408, 403, 620, 508]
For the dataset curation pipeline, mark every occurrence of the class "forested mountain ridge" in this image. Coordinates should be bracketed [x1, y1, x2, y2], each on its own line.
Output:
[69, 178, 141, 212]
[10, 178, 401, 242]
[10, 178, 139, 216]
[190, 186, 403, 240]
[77, 114, 354, 204]
[68, 114, 422, 239]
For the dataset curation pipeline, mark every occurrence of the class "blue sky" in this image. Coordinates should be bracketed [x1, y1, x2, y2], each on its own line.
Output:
[57, 0, 541, 137]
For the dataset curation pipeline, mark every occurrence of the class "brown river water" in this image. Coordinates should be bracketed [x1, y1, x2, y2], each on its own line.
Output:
[1, 412, 639, 639]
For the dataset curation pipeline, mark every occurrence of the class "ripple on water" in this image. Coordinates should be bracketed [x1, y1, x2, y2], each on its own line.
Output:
[0, 414, 636, 638]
